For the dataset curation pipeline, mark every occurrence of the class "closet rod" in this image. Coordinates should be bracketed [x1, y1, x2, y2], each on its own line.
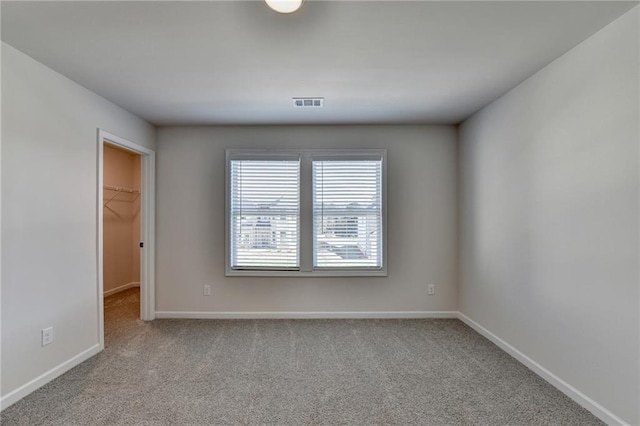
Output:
[103, 185, 141, 208]
[104, 184, 140, 194]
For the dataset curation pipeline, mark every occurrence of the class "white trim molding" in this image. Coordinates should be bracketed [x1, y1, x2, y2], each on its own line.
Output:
[457, 312, 630, 426]
[103, 281, 140, 297]
[0, 344, 101, 411]
[155, 311, 458, 320]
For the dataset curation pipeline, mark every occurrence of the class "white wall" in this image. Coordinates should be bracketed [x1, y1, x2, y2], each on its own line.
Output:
[156, 125, 457, 315]
[1, 43, 156, 406]
[459, 8, 639, 425]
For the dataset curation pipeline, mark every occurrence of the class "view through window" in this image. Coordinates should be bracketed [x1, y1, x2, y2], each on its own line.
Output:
[313, 159, 382, 269]
[229, 159, 300, 269]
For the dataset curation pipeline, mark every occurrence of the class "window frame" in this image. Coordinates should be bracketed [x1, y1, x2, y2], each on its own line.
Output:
[226, 149, 387, 277]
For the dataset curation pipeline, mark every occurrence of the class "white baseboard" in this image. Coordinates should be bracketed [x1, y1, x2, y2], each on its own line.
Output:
[103, 281, 140, 297]
[0, 343, 102, 411]
[155, 311, 459, 319]
[456, 312, 629, 426]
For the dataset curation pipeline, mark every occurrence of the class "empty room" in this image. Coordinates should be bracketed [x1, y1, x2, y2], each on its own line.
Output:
[1, 1, 639, 425]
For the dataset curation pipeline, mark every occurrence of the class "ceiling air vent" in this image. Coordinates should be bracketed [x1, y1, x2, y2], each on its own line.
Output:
[293, 97, 324, 107]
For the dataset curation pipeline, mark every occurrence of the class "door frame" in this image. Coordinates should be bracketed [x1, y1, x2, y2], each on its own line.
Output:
[97, 129, 156, 349]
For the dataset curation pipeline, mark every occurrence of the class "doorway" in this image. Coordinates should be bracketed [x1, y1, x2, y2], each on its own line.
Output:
[97, 130, 155, 350]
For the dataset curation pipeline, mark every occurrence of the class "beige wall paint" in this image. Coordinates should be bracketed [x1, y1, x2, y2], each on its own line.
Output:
[1, 42, 156, 403]
[156, 125, 458, 314]
[103, 145, 141, 293]
[458, 9, 639, 424]
[132, 155, 141, 284]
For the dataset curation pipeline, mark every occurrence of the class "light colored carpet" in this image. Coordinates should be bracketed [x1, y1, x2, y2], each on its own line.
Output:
[2, 288, 603, 425]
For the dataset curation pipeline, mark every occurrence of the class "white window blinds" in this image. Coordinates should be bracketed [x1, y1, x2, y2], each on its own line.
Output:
[313, 158, 383, 269]
[230, 159, 300, 270]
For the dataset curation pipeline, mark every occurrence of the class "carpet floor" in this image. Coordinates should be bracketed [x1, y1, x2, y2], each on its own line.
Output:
[2, 288, 603, 425]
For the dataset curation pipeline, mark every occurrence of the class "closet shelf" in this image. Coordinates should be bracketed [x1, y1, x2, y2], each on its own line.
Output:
[104, 185, 140, 207]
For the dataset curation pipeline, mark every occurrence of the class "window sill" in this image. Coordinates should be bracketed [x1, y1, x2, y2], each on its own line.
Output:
[225, 269, 388, 278]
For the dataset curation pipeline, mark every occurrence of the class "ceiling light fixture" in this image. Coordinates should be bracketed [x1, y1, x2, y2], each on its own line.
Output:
[264, 0, 303, 14]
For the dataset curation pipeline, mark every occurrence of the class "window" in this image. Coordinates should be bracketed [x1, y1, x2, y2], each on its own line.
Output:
[227, 150, 386, 276]
[313, 159, 383, 269]
[229, 158, 300, 270]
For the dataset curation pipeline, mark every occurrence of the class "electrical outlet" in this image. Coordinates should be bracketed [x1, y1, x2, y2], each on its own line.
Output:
[42, 327, 54, 346]
[427, 284, 436, 296]
[203, 285, 211, 296]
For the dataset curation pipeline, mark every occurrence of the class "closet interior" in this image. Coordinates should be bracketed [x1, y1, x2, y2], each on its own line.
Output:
[103, 144, 142, 302]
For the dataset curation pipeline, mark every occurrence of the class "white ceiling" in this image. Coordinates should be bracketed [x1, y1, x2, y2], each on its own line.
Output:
[1, 1, 636, 125]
